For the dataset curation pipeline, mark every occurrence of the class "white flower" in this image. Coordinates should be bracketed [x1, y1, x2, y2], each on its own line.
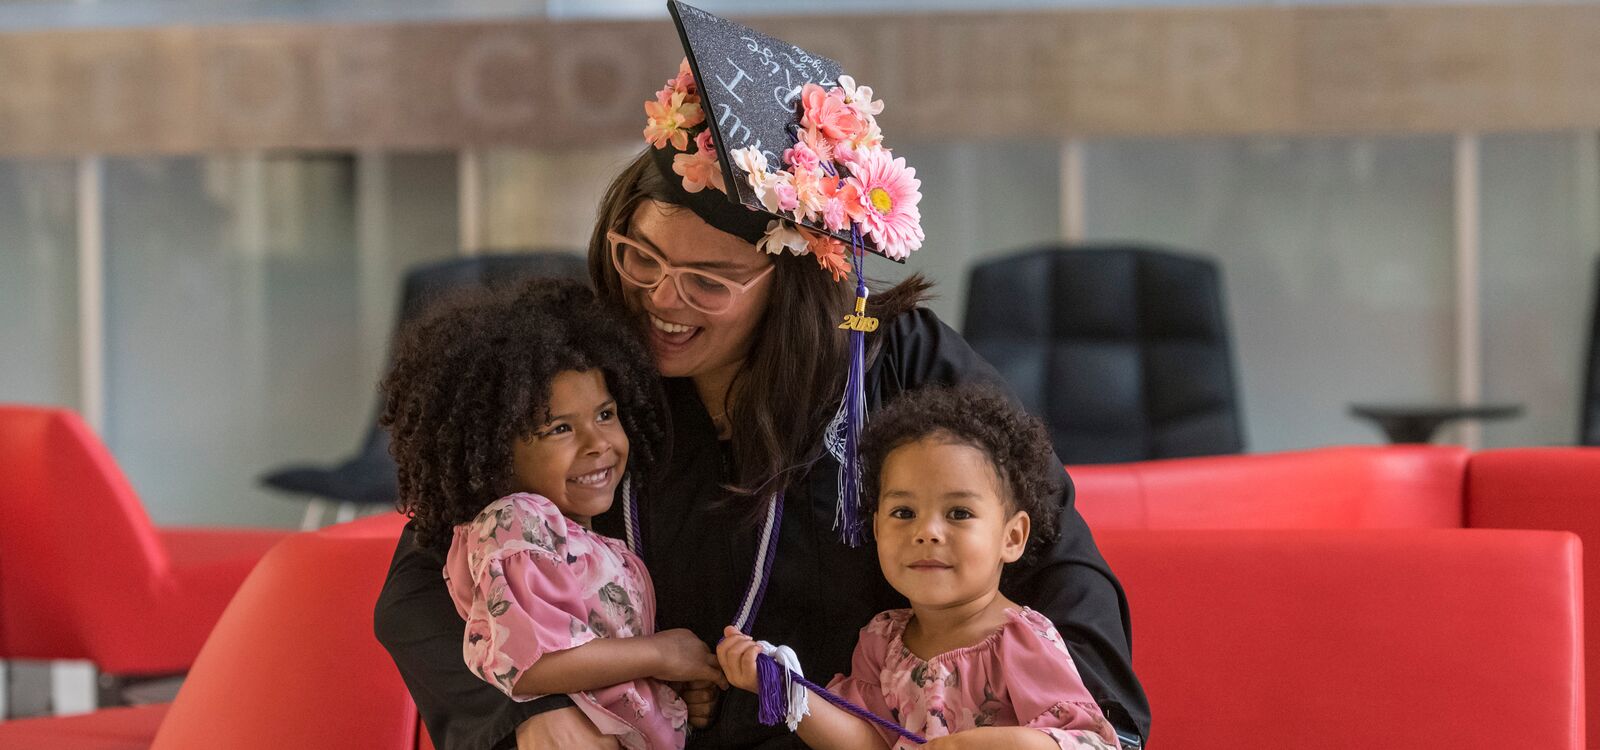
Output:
[730, 146, 769, 178]
[757, 220, 811, 256]
[836, 75, 884, 117]
[731, 146, 788, 213]
[757, 171, 795, 215]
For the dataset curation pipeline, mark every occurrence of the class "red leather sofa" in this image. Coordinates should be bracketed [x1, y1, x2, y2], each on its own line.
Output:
[2, 447, 1592, 749]
[0, 405, 288, 677]
[1075, 445, 1598, 748]
[0, 514, 419, 750]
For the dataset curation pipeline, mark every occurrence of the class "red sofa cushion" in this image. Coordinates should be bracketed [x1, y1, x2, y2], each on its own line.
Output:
[1467, 447, 1600, 750]
[0, 704, 168, 750]
[1098, 529, 1584, 750]
[1073, 446, 1468, 530]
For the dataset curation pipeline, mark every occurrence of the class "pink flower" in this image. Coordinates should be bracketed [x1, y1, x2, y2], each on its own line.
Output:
[797, 126, 835, 165]
[773, 181, 799, 212]
[834, 139, 859, 166]
[463, 611, 516, 692]
[823, 196, 849, 232]
[790, 168, 828, 224]
[673, 130, 726, 193]
[668, 58, 697, 97]
[799, 83, 864, 143]
[644, 90, 702, 151]
[845, 147, 923, 260]
[783, 141, 822, 173]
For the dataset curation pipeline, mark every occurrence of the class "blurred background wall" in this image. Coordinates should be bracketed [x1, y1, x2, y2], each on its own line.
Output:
[2, 0, 1597, 527]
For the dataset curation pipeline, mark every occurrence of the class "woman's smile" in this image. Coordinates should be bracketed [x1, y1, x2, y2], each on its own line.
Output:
[647, 311, 701, 349]
[625, 201, 773, 380]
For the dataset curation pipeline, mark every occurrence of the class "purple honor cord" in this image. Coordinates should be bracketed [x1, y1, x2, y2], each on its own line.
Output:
[622, 473, 927, 743]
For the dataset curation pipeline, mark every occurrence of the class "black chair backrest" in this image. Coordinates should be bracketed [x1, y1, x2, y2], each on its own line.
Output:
[963, 244, 1244, 464]
[356, 251, 591, 459]
[1583, 255, 1600, 446]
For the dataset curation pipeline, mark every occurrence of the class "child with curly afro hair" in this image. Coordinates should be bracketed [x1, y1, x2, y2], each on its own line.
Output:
[717, 384, 1120, 749]
[380, 277, 721, 750]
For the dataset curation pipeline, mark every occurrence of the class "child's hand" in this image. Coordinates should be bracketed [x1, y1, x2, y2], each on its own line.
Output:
[715, 626, 765, 693]
[649, 628, 726, 684]
[671, 680, 722, 728]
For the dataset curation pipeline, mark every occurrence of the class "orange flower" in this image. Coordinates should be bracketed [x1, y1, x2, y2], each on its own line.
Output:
[673, 130, 726, 193]
[644, 90, 702, 151]
[668, 58, 697, 97]
[805, 230, 852, 282]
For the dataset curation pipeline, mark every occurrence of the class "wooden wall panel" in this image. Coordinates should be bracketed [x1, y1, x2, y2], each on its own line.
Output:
[1, 5, 1597, 156]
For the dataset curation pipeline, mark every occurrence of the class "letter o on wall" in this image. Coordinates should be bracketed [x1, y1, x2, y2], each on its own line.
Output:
[455, 33, 539, 127]
[549, 31, 638, 125]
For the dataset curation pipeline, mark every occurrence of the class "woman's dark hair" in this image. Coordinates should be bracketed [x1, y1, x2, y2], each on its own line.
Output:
[587, 149, 933, 503]
[859, 383, 1063, 564]
[380, 277, 667, 549]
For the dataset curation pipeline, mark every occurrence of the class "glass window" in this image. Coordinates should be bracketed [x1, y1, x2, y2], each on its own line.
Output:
[1082, 136, 1457, 451]
[0, 159, 78, 408]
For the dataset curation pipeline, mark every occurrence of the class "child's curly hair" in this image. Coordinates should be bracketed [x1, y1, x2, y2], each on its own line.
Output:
[380, 277, 667, 549]
[860, 383, 1063, 565]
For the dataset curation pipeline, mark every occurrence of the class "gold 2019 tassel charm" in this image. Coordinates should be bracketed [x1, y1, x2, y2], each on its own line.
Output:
[839, 293, 879, 333]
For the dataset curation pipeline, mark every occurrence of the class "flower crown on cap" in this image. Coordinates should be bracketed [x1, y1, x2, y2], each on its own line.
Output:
[643, 59, 924, 281]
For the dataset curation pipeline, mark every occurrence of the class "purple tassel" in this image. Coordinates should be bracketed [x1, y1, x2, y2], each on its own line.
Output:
[834, 225, 870, 547]
[755, 652, 789, 726]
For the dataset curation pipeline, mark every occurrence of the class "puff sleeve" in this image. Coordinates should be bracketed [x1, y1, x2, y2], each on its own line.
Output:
[443, 494, 601, 699]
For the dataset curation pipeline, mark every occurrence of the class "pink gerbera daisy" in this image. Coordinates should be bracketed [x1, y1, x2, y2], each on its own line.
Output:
[844, 147, 923, 260]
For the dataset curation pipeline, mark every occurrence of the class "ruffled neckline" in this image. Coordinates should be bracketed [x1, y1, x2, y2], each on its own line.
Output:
[887, 606, 1040, 665]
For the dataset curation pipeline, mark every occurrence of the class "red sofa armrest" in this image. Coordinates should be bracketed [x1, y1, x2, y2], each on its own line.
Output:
[150, 534, 419, 750]
[1467, 447, 1600, 744]
[1097, 529, 1583, 750]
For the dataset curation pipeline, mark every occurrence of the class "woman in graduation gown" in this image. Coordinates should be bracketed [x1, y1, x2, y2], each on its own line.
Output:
[374, 64, 1150, 750]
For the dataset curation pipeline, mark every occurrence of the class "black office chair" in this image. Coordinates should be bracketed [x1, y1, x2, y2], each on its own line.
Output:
[1582, 255, 1600, 446]
[261, 251, 590, 528]
[963, 244, 1244, 464]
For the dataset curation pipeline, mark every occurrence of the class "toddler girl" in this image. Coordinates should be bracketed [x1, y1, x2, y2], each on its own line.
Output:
[381, 278, 723, 750]
[718, 384, 1120, 749]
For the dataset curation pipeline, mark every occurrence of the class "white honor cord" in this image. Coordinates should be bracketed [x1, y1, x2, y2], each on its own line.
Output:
[757, 640, 811, 731]
[621, 474, 638, 554]
[731, 492, 780, 632]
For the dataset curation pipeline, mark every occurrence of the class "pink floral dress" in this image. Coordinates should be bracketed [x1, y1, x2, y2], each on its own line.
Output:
[827, 607, 1120, 750]
[444, 493, 688, 750]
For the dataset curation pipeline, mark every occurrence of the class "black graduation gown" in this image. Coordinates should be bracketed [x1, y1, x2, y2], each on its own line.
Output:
[375, 307, 1150, 749]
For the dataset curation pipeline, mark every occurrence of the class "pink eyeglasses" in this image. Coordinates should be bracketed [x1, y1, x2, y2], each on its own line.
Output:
[607, 230, 775, 314]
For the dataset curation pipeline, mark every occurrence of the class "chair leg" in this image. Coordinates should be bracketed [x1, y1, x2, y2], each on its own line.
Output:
[299, 499, 328, 531]
[0, 659, 9, 721]
[49, 661, 96, 716]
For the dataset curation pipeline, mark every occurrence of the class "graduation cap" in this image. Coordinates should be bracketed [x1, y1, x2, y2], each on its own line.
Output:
[645, 0, 924, 276]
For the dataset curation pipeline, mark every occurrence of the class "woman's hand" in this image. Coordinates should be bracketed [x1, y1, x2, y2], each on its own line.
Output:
[714, 626, 766, 692]
[670, 679, 723, 728]
[649, 628, 726, 684]
[515, 706, 619, 749]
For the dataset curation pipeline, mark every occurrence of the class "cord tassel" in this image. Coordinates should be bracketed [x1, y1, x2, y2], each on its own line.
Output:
[834, 225, 872, 547]
[752, 644, 925, 744]
[754, 642, 810, 731]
